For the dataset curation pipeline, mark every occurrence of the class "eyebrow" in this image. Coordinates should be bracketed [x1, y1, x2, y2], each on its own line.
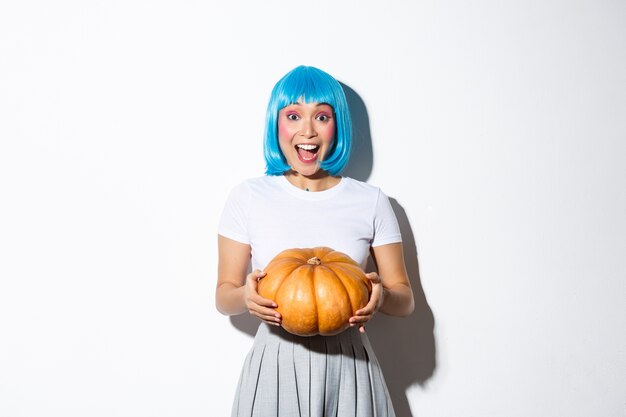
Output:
[287, 102, 331, 107]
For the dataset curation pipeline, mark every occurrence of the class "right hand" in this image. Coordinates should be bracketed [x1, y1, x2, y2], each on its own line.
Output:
[244, 269, 282, 326]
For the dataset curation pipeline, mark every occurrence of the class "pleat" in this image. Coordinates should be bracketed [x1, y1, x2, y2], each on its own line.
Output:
[230, 324, 395, 417]
[231, 357, 247, 417]
[337, 332, 357, 417]
[252, 342, 279, 417]
[362, 333, 395, 417]
[323, 336, 342, 417]
[293, 336, 310, 417]
[309, 336, 327, 417]
[353, 343, 374, 416]
[233, 344, 266, 417]
[278, 339, 300, 415]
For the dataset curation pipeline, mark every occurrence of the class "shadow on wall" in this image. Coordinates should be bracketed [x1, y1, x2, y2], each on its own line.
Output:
[229, 83, 436, 417]
[341, 83, 374, 181]
[343, 82, 437, 416]
[366, 197, 437, 417]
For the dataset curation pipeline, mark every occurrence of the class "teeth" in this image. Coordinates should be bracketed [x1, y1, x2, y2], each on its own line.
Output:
[297, 144, 318, 151]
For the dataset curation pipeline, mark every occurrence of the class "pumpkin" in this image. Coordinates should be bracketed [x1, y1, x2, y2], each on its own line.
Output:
[257, 247, 372, 336]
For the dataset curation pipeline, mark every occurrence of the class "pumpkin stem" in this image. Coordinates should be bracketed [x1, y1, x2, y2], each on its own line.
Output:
[307, 257, 322, 265]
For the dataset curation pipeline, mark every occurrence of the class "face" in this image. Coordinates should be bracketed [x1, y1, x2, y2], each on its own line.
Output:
[277, 102, 336, 177]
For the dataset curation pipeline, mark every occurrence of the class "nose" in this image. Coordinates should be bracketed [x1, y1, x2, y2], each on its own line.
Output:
[301, 117, 317, 138]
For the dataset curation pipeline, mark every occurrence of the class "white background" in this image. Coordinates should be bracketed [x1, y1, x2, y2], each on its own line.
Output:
[1, 1, 625, 416]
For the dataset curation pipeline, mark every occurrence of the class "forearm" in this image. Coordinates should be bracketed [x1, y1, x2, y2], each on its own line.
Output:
[215, 282, 247, 316]
[379, 282, 414, 317]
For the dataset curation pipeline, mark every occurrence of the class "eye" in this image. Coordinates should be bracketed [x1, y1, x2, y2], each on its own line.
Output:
[286, 112, 300, 121]
[316, 113, 332, 122]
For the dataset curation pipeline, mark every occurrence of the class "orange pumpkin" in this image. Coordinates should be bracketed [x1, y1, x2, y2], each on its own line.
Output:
[257, 247, 372, 336]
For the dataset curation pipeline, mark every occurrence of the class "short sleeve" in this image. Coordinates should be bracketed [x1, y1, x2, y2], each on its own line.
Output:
[371, 189, 402, 247]
[218, 182, 251, 244]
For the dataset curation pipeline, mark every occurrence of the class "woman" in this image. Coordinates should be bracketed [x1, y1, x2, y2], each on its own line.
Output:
[216, 65, 414, 417]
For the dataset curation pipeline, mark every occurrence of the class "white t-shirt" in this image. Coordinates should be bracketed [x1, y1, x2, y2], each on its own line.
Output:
[218, 175, 402, 270]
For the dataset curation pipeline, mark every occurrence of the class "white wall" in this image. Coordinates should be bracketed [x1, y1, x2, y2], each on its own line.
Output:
[1, 1, 624, 416]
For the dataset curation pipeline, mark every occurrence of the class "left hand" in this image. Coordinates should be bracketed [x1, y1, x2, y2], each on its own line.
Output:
[349, 272, 384, 333]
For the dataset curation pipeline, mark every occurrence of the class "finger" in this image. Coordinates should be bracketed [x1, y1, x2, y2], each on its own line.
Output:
[348, 314, 374, 324]
[349, 312, 373, 329]
[249, 293, 278, 308]
[348, 321, 368, 332]
[254, 315, 281, 326]
[254, 313, 282, 324]
[354, 289, 380, 316]
[354, 306, 372, 317]
[364, 272, 380, 283]
[245, 272, 276, 308]
[247, 298, 281, 315]
[249, 306, 282, 322]
[356, 296, 377, 314]
[247, 270, 267, 284]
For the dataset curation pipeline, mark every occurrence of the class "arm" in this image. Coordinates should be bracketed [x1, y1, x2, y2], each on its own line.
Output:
[215, 235, 282, 325]
[349, 242, 414, 331]
[370, 242, 415, 316]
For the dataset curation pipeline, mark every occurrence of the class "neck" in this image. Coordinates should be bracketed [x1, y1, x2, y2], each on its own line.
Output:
[284, 171, 341, 192]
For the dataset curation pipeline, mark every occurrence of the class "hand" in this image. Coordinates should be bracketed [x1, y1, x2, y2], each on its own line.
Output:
[349, 272, 384, 333]
[244, 269, 282, 326]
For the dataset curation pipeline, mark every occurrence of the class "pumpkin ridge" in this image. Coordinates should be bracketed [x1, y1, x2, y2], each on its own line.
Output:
[276, 255, 308, 264]
[274, 248, 312, 263]
[276, 264, 311, 301]
[327, 263, 370, 312]
[260, 258, 305, 301]
[313, 268, 326, 335]
[314, 266, 351, 335]
[275, 264, 318, 336]
[300, 265, 319, 335]
[262, 261, 301, 298]
[272, 264, 295, 300]
[311, 267, 320, 335]
[319, 251, 360, 267]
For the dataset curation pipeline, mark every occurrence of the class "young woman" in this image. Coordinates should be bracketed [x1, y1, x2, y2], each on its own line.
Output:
[216, 65, 414, 417]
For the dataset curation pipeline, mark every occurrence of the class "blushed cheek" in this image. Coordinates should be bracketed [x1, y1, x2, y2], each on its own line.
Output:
[321, 122, 336, 144]
[278, 119, 291, 142]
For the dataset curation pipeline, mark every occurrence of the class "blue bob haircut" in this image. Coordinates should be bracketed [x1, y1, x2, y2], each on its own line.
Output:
[264, 66, 352, 176]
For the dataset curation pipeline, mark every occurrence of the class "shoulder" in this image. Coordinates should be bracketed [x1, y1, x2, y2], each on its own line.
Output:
[341, 177, 385, 199]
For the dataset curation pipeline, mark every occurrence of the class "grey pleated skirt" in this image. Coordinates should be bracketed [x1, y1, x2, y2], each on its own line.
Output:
[231, 323, 396, 417]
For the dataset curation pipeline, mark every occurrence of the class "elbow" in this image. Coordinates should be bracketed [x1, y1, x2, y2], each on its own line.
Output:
[397, 283, 415, 316]
[393, 294, 414, 317]
[215, 302, 228, 316]
[214, 297, 227, 316]
[382, 284, 415, 317]
[398, 286, 415, 317]
[215, 283, 246, 316]
[214, 286, 233, 316]
[215, 299, 239, 317]
[403, 297, 415, 316]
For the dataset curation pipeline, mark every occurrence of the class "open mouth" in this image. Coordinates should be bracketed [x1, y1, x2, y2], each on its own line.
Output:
[295, 144, 320, 162]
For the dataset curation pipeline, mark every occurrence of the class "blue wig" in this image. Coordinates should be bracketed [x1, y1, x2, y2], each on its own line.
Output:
[264, 66, 352, 176]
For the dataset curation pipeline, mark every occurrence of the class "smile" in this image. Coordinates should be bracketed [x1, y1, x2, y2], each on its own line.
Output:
[295, 144, 320, 162]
